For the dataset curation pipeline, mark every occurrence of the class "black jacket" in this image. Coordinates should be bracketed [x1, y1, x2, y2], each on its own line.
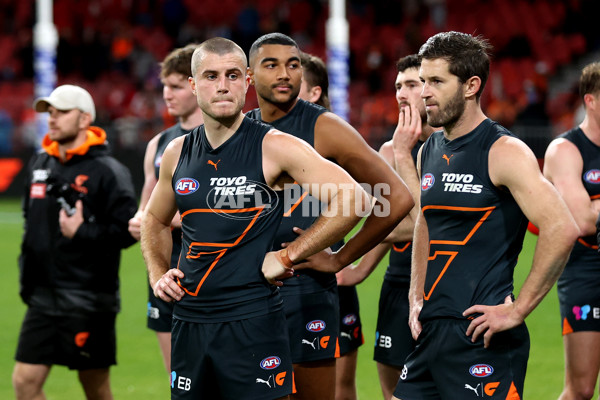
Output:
[19, 127, 138, 314]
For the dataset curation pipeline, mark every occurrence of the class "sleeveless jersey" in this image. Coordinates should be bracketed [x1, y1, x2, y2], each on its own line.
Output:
[172, 116, 284, 322]
[247, 99, 336, 294]
[559, 127, 600, 262]
[154, 123, 191, 266]
[386, 140, 423, 285]
[418, 119, 527, 321]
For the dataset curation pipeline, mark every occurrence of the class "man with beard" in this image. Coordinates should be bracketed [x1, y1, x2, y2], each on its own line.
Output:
[393, 32, 579, 399]
[141, 37, 371, 400]
[337, 54, 436, 400]
[246, 33, 414, 400]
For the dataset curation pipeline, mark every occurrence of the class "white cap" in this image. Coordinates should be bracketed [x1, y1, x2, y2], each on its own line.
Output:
[33, 84, 96, 122]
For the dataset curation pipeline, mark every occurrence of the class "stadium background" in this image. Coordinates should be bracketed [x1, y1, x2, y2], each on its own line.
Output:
[0, 0, 598, 398]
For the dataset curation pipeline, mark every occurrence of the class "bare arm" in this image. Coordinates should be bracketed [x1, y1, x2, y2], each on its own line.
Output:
[261, 130, 371, 283]
[464, 136, 579, 347]
[141, 137, 184, 302]
[336, 242, 392, 286]
[312, 112, 414, 270]
[544, 138, 599, 236]
[128, 134, 159, 241]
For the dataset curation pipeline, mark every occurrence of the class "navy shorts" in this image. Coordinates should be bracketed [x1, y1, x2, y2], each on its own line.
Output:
[394, 318, 529, 400]
[374, 281, 416, 368]
[171, 311, 293, 400]
[557, 260, 600, 335]
[338, 285, 364, 356]
[282, 287, 339, 363]
[147, 282, 174, 332]
[15, 307, 117, 370]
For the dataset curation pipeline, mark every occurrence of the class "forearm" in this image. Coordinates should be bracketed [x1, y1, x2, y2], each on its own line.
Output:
[353, 242, 392, 281]
[332, 181, 413, 269]
[514, 226, 576, 320]
[383, 214, 416, 243]
[287, 185, 367, 264]
[141, 212, 174, 287]
[409, 213, 428, 307]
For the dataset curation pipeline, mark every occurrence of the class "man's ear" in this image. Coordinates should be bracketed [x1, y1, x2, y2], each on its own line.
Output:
[79, 112, 92, 129]
[464, 76, 481, 99]
[247, 67, 255, 86]
[309, 86, 323, 104]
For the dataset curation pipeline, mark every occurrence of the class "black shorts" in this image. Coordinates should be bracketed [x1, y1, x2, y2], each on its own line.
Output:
[338, 285, 364, 356]
[147, 282, 174, 332]
[171, 311, 293, 400]
[394, 318, 529, 400]
[374, 281, 416, 368]
[15, 307, 117, 370]
[282, 287, 339, 363]
[557, 261, 600, 335]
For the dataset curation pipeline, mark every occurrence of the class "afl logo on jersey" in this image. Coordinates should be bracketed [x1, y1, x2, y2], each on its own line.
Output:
[260, 356, 281, 370]
[175, 178, 199, 195]
[154, 154, 163, 168]
[421, 173, 435, 190]
[306, 320, 326, 332]
[469, 364, 494, 378]
[342, 314, 357, 326]
[584, 169, 600, 184]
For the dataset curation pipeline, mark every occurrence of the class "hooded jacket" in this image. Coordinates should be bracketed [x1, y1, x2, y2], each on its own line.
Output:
[19, 127, 138, 314]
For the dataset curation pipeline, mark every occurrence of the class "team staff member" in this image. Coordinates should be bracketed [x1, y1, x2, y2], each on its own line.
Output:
[141, 37, 370, 400]
[13, 85, 138, 400]
[543, 61, 600, 400]
[298, 51, 364, 400]
[339, 54, 436, 400]
[394, 32, 579, 399]
[128, 43, 203, 372]
[247, 33, 413, 400]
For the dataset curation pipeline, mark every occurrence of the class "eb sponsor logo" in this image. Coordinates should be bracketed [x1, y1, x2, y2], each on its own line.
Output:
[175, 178, 199, 195]
[260, 356, 281, 370]
[171, 371, 192, 391]
[469, 364, 494, 378]
[306, 320, 326, 332]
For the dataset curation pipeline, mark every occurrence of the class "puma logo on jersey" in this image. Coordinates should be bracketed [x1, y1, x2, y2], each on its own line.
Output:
[442, 154, 454, 165]
[207, 159, 221, 170]
[441, 173, 483, 194]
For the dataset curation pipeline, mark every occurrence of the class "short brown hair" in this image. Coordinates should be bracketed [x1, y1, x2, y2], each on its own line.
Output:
[300, 52, 330, 110]
[419, 31, 492, 101]
[579, 62, 600, 101]
[191, 37, 247, 78]
[160, 43, 199, 79]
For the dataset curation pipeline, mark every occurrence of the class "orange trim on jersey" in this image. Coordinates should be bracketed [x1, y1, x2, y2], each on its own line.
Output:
[562, 317, 573, 335]
[421, 205, 495, 300]
[284, 191, 308, 217]
[292, 371, 297, 394]
[591, 194, 600, 200]
[423, 251, 457, 301]
[178, 206, 264, 296]
[392, 242, 411, 252]
[577, 237, 599, 250]
[334, 337, 341, 358]
[506, 381, 521, 399]
[422, 205, 495, 245]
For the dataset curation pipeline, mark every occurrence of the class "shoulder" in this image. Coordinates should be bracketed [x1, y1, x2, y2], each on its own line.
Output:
[378, 140, 394, 164]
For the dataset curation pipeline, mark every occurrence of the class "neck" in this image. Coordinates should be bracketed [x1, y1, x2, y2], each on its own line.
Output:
[420, 124, 436, 141]
[443, 101, 487, 141]
[179, 108, 204, 131]
[203, 112, 245, 149]
[257, 96, 298, 123]
[58, 129, 89, 161]
[580, 113, 600, 146]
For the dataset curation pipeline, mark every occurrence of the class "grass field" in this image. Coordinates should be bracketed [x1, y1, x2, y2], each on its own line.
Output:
[0, 197, 568, 399]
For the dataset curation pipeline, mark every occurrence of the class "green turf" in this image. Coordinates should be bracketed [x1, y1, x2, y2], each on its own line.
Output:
[0, 197, 566, 398]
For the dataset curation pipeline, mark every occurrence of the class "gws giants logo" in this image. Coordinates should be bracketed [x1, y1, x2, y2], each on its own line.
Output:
[260, 356, 281, 370]
[421, 173, 435, 190]
[175, 178, 199, 195]
[306, 320, 326, 332]
[584, 169, 600, 184]
[469, 364, 494, 378]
